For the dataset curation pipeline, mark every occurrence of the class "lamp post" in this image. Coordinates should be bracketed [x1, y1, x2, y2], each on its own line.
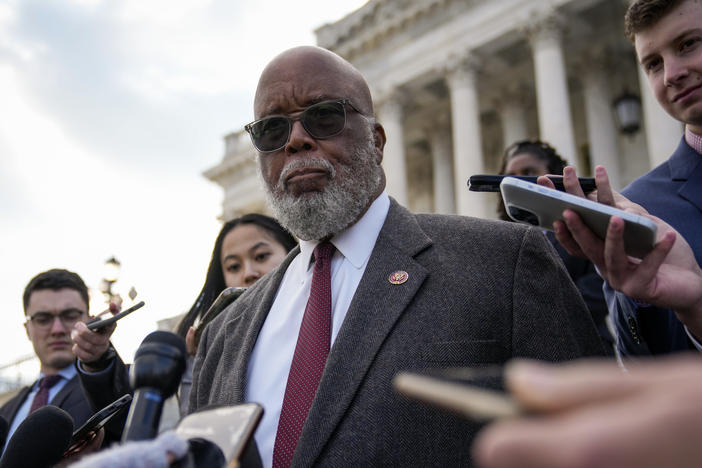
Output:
[100, 256, 121, 304]
[613, 91, 642, 135]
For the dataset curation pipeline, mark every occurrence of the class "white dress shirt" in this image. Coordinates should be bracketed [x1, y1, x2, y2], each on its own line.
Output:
[246, 191, 390, 468]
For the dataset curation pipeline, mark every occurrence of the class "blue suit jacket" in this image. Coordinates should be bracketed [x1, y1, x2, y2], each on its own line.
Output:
[609, 137, 702, 356]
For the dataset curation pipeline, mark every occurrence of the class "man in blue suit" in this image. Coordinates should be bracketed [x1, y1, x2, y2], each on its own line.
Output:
[547, 0, 702, 357]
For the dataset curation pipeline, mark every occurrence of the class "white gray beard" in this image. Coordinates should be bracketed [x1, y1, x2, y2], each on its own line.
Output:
[261, 134, 382, 241]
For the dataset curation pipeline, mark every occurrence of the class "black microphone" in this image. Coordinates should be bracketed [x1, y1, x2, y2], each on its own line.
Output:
[0, 406, 73, 468]
[0, 416, 9, 452]
[122, 330, 186, 442]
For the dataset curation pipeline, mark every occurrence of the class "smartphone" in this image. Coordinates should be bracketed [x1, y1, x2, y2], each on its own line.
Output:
[64, 394, 133, 456]
[468, 174, 596, 193]
[394, 371, 520, 421]
[500, 177, 657, 258]
[175, 403, 263, 464]
[86, 301, 145, 331]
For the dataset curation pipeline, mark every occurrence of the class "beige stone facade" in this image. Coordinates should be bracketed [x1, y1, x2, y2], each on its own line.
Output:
[204, 0, 683, 220]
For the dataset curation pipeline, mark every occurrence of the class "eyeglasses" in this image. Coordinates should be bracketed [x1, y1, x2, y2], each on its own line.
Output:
[244, 99, 363, 153]
[26, 309, 85, 329]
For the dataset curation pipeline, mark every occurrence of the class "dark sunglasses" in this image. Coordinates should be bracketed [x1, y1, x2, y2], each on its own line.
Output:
[244, 99, 363, 153]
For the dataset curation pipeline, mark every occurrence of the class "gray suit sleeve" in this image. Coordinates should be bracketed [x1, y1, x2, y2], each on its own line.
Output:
[511, 228, 606, 360]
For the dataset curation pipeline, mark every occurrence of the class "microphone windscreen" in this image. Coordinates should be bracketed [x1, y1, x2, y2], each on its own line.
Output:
[139, 330, 187, 356]
[0, 406, 74, 468]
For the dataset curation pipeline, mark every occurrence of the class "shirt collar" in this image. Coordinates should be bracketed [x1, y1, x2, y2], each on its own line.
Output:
[298, 191, 390, 270]
[37, 364, 76, 387]
[685, 126, 702, 155]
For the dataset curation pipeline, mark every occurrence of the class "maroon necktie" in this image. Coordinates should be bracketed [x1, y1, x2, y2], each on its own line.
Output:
[29, 374, 62, 413]
[272, 242, 335, 468]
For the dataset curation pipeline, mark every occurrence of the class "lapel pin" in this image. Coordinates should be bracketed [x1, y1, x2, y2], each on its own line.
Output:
[388, 270, 409, 285]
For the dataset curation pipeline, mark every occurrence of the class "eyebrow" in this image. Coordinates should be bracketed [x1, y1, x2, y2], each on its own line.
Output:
[30, 307, 85, 316]
[222, 241, 270, 263]
[639, 28, 702, 65]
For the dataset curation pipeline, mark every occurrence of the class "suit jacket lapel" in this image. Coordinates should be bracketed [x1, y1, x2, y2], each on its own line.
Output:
[49, 375, 77, 408]
[3, 386, 31, 424]
[678, 152, 702, 214]
[221, 248, 301, 404]
[293, 201, 431, 467]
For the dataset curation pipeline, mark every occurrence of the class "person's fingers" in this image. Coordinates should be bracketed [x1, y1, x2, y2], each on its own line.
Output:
[505, 356, 702, 412]
[504, 360, 631, 412]
[536, 175, 556, 190]
[562, 166, 585, 198]
[473, 380, 702, 468]
[593, 166, 615, 206]
[561, 210, 606, 267]
[552, 220, 586, 258]
[599, 217, 633, 290]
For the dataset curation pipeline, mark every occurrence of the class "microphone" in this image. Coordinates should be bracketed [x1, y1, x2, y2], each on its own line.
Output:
[122, 331, 186, 442]
[0, 406, 73, 468]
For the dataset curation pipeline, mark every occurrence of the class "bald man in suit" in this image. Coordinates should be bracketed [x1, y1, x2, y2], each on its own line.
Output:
[190, 46, 605, 467]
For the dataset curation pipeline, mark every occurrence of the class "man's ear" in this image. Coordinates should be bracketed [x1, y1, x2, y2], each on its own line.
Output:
[24, 322, 30, 340]
[373, 122, 386, 164]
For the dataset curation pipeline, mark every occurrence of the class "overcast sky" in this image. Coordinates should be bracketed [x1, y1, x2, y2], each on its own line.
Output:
[0, 0, 368, 384]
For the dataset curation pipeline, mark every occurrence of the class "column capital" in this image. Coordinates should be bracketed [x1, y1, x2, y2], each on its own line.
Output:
[524, 9, 566, 46]
[445, 51, 481, 89]
[376, 87, 410, 120]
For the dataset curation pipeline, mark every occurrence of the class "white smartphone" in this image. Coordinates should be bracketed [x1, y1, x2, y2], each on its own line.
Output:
[500, 177, 657, 258]
[393, 371, 521, 421]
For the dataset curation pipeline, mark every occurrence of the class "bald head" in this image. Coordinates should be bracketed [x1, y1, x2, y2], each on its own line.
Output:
[253, 46, 374, 119]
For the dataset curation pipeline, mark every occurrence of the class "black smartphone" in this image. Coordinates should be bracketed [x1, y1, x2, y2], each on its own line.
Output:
[64, 394, 133, 456]
[86, 301, 145, 331]
[468, 174, 596, 193]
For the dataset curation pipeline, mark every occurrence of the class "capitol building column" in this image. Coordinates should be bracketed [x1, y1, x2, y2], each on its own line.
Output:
[424, 115, 456, 214]
[637, 66, 683, 168]
[580, 55, 622, 189]
[498, 87, 529, 149]
[528, 12, 579, 170]
[377, 90, 409, 206]
[447, 54, 485, 218]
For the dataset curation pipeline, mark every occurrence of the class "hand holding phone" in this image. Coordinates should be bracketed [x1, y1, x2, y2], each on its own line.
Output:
[64, 394, 133, 457]
[500, 177, 657, 258]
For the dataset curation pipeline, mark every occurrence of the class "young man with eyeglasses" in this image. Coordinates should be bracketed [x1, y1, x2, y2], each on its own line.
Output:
[0, 268, 95, 451]
[190, 46, 606, 468]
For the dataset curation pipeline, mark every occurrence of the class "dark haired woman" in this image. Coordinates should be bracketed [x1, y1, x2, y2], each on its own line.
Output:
[173, 214, 297, 417]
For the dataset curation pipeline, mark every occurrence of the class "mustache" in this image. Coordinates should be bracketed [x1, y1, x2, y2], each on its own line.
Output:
[277, 158, 336, 188]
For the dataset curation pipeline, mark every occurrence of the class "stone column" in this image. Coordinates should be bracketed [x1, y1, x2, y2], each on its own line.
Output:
[528, 12, 579, 170]
[637, 66, 683, 168]
[446, 54, 486, 218]
[424, 115, 456, 214]
[497, 86, 530, 148]
[581, 58, 622, 188]
[377, 90, 409, 205]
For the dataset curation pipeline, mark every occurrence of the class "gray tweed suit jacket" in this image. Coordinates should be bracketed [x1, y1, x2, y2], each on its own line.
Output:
[190, 200, 605, 467]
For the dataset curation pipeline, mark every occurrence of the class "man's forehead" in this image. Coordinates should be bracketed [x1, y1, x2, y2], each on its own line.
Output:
[27, 288, 87, 312]
[634, 1, 702, 56]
